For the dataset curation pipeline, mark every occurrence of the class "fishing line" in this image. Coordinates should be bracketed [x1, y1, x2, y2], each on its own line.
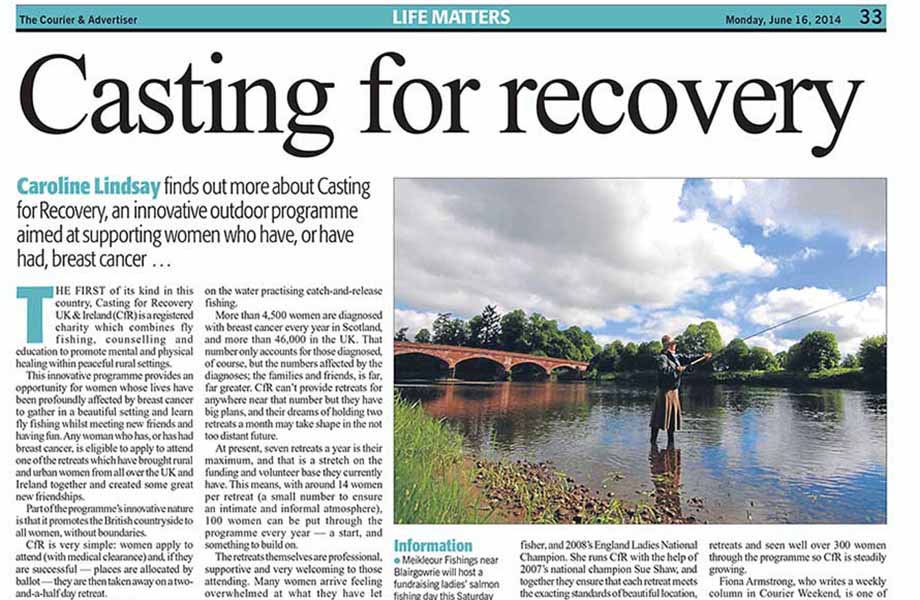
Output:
[736, 289, 874, 344]
[690, 289, 876, 365]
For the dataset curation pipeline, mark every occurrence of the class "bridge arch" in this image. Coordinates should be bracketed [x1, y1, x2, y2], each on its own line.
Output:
[549, 364, 582, 372]
[395, 351, 451, 367]
[455, 354, 505, 369]
[394, 347, 457, 368]
[394, 352, 452, 379]
[509, 360, 551, 374]
[549, 364, 583, 380]
[509, 361, 551, 379]
[454, 355, 508, 381]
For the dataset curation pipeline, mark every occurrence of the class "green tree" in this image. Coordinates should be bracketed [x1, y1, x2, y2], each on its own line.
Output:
[589, 342, 621, 373]
[447, 319, 469, 346]
[414, 328, 431, 344]
[432, 313, 469, 346]
[637, 340, 663, 370]
[749, 346, 778, 371]
[675, 321, 722, 373]
[478, 305, 502, 349]
[620, 342, 640, 371]
[467, 315, 484, 347]
[841, 353, 861, 369]
[676, 321, 724, 355]
[432, 313, 453, 345]
[546, 327, 578, 359]
[563, 326, 600, 362]
[787, 331, 840, 371]
[395, 327, 409, 342]
[775, 350, 788, 369]
[525, 313, 554, 355]
[720, 338, 752, 371]
[858, 334, 886, 379]
[609, 340, 625, 370]
[675, 324, 699, 353]
[785, 342, 801, 370]
[499, 309, 528, 353]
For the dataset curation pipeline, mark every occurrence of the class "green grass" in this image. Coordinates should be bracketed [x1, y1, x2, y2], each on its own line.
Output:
[707, 367, 879, 389]
[591, 367, 882, 390]
[393, 392, 488, 524]
[589, 370, 657, 383]
[394, 391, 679, 524]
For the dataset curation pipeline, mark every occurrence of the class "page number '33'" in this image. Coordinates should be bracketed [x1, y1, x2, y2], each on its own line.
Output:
[859, 8, 883, 25]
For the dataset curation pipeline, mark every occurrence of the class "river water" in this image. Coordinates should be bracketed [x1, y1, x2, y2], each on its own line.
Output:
[396, 381, 886, 524]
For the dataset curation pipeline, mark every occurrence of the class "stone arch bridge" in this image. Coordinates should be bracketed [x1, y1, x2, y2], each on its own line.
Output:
[394, 341, 589, 377]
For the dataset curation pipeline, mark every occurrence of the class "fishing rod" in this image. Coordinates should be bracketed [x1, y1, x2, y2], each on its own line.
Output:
[688, 289, 876, 366]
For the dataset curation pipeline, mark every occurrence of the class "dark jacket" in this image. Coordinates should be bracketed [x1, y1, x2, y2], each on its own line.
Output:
[656, 351, 703, 390]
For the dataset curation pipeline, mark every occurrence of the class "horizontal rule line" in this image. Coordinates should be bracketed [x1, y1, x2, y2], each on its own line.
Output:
[15, 27, 887, 33]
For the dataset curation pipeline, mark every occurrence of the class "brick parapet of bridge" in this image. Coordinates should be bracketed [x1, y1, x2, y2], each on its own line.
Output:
[394, 340, 588, 374]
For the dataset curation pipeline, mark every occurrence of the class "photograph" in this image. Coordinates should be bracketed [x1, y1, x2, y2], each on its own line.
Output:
[9, 3, 915, 599]
[394, 178, 886, 525]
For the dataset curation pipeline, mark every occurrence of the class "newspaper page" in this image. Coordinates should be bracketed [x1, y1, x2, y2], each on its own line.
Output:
[3, 2, 916, 600]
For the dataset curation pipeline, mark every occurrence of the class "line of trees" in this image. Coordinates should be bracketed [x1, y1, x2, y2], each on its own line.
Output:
[720, 331, 886, 380]
[396, 305, 601, 362]
[588, 320, 725, 374]
[396, 306, 886, 378]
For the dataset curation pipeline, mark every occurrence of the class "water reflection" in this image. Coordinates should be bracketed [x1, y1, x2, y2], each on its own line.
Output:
[397, 381, 886, 524]
[649, 443, 683, 521]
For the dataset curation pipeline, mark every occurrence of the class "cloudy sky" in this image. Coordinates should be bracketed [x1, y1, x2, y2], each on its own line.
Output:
[395, 178, 885, 355]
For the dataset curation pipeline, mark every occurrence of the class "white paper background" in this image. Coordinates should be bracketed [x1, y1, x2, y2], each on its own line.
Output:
[2, 1, 917, 598]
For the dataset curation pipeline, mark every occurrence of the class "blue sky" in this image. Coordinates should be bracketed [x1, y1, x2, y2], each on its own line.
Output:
[679, 179, 884, 294]
[395, 178, 886, 354]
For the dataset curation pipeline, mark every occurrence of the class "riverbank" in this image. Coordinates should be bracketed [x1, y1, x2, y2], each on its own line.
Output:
[472, 457, 696, 524]
[394, 392, 694, 524]
[393, 392, 488, 524]
[706, 367, 884, 390]
[594, 368, 884, 391]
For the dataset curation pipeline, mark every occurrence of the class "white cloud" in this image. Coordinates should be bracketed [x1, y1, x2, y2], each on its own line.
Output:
[628, 310, 740, 346]
[709, 179, 762, 205]
[396, 179, 776, 329]
[745, 286, 886, 354]
[743, 333, 801, 354]
[706, 179, 885, 253]
[593, 334, 622, 346]
[790, 247, 821, 262]
[394, 308, 440, 339]
[719, 300, 738, 318]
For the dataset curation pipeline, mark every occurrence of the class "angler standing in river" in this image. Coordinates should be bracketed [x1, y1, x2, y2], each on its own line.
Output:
[651, 335, 711, 446]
